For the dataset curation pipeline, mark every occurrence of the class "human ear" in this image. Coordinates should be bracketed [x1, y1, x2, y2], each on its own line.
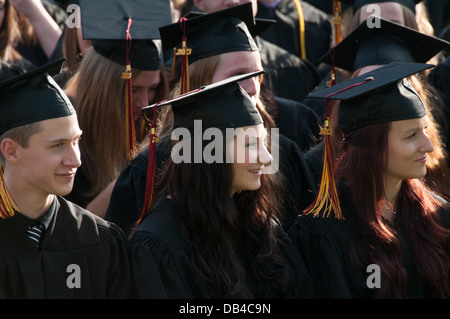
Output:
[192, 0, 205, 11]
[0, 138, 20, 164]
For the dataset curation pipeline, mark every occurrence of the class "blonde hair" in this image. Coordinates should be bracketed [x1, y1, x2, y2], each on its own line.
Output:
[65, 47, 168, 199]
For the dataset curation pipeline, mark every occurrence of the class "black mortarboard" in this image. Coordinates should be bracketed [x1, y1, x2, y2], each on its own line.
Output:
[79, 0, 172, 70]
[143, 71, 264, 130]
[137, 71, 264, 223]
[0, 58, 74, 218]
[0, 58, 74, 136]
[308, 62, 433, 133]
[303, 61, 431, 221]
[159, 3, 258, 65]
[339, 0, 422, 12]
[321, 17, 449, 71]
[79, 0, 172, 160]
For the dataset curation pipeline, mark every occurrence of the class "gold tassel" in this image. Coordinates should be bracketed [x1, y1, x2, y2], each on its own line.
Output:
[332, 0, 343, 45]
[304, 119, 343, 219]
[0, 163, 17, 218]
[293, 0, 307, 60]
[122, 64, 136, 161]
[122, 17, 136, 161]
[176, 18, 191, 94]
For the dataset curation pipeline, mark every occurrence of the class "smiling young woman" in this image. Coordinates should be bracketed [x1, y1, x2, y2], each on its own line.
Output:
[290, 63, 450, 299]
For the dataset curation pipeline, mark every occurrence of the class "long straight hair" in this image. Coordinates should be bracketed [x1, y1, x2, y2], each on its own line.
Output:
[336, 122, 450, 298]
[65, 48, 168, 199]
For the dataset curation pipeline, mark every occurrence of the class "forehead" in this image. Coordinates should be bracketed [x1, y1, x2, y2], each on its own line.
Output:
[389, 116, 426, 133]
[31, 115, 81, 139]
[233, 124, 267, 138]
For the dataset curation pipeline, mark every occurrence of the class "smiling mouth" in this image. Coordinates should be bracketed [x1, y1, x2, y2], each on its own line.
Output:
[57, 172, 76, 179]
[415, 156, 427, 163]
[249, 168, 263, 174]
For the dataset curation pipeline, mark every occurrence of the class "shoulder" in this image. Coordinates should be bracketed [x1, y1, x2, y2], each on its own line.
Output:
[55, 196, 128, 246]
[130, 198, 187, 252]
[292, 182, 357, 238]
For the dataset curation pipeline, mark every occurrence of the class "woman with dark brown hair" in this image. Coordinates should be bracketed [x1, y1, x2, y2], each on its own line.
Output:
[290, 63, 450, 298]
[129, 74, 312, 298]
[105, 4, 317, 234]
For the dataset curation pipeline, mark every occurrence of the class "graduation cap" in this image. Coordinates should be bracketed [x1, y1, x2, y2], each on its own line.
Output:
[308, 61, 432, 132]
[321, 17, 449, 71]
[0, 58, 74, 136]
[0, 58, 74, 218]
[158, 3, 258, 93]
[303, 61, 432, 220]
[339, 0, 422, 12]
[79, 0, 172, 160]
[137, 71, 264, 223]
[79, 0, 171, 70]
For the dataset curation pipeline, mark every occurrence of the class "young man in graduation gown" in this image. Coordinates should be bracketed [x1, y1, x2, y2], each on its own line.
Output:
[0, 60, 135, 298]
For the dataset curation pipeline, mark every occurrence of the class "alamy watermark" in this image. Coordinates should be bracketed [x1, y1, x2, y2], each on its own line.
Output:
[170, 121, 279, 174]
[366, 264, 381, 289]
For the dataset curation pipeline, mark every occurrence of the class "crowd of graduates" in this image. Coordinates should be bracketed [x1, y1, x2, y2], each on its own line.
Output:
[1, 0, 450, 299]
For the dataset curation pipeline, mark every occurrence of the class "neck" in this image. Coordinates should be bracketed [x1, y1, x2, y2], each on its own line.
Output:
[5, 171, 54, 220]
[382, 177, 402, 223]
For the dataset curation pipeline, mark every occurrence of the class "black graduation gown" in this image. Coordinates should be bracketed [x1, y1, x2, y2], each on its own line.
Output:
[0, 196, 135, 298]
[15, 0, 67, 67]
[257, 37, 321, 103]
[288, 182, 450, 298]
[129, 197, 313, 299]
[256, 0, 332, 66]
[427, 55, 450, 160]
[274, 96, 320, 153]
[105, 134, 317, 235]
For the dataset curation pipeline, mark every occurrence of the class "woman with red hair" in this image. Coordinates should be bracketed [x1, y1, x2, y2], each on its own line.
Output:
[290, 62, 450, 298]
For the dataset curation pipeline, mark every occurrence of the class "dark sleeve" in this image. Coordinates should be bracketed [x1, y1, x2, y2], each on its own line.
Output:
[277, 135, 317, 230]
[97, 219, 137, 298]
[129, 231, 206, 299]
[105, 154, 148, 235]
[276, 225, 314, 298]
[288, 214, 353, 298]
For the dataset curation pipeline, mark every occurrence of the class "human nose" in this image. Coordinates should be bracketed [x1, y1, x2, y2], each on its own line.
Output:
[133, 91, 148, 109]
[63, 142, 82, 168]
[239, 77, 259, 99]
[258, 142, 273, 165]
[224, 0, 242, 8]
[419, 131, 434, 154]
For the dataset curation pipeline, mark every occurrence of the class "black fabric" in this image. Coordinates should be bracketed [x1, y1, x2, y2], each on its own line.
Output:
[256, 0, 332, 65]
[320, 17, 449, 72]
[0, 197, 135, 298]
[159, 4, 258, 64]
[106, 133, 317, 235]
[288, 182, 450, 298]
[129, 197, 313, 298]
[0, 59, 74, 136]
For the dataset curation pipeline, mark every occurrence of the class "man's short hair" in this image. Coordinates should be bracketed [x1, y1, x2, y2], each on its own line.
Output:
[0, 122, 42, 165]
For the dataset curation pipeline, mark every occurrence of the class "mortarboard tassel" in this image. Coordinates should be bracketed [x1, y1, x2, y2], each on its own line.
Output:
[332, 0, 343, 45]
[0, 163, 17, 218]
[293, 0, 306, 60]
[122, 17, 137, 161]
[138, 105, 159, 224]
[304, 47, 342, 219]
[138, 18, 192, 223]
[304, 49, 374, 219]
[177, 17, 191, 94]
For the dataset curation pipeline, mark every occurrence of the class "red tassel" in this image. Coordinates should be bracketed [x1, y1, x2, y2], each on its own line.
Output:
[137, 105, 159, 223]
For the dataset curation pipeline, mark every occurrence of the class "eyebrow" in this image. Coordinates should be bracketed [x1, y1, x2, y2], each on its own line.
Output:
[45, 132, 83, 144]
